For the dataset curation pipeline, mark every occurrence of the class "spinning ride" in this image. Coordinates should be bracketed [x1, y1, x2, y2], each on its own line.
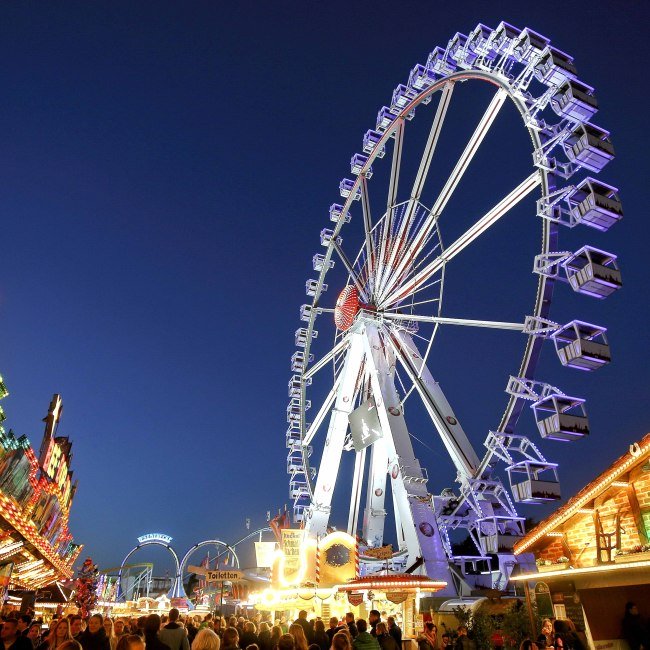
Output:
[286, 23, 621, 595]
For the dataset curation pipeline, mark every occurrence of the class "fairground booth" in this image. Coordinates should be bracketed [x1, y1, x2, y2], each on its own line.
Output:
[248, 530, 446, 637]
[510, 433, 650, 650]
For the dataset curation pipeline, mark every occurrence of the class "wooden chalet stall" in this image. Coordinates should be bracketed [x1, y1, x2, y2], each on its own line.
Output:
[510, 433, 650, 650]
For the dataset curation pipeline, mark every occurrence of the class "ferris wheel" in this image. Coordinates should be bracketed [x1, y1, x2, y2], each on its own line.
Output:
[286, 23, 622, 593]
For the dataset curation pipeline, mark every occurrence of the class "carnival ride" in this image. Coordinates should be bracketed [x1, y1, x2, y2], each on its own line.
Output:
[114, 528, 273, 603]
[286, 23, 621, 595]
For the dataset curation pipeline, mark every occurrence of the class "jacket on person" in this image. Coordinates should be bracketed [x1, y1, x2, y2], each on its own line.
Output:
[378, 633, 400, 650]
[353, 632, 380, 650]
[144, 634, 171, 650]
[388, 626, 402, 648]
[159, 623, 189, 650]
[79, 628, 112, 650]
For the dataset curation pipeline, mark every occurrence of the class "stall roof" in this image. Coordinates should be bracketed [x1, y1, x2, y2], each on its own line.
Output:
[514, 432, 650, 554]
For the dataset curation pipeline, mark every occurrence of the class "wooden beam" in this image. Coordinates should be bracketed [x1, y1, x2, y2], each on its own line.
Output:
[627, 482, 650, 544]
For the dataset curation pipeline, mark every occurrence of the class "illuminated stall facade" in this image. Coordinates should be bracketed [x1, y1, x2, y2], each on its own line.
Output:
[0, 380, 83, 590]
[511, 433, 650, 649]
[250, 529, 446, 636]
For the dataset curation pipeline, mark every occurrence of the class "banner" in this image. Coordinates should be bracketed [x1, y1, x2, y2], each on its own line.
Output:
[386, 592, 408, 604]
[255, 541, 277, 568]
[363, 544, 393, 560]
[348, 592, 364, 606]
[281, 529, 306, 572]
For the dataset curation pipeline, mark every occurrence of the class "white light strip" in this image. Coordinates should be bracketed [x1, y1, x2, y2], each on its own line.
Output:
[510, 559, 650, 581]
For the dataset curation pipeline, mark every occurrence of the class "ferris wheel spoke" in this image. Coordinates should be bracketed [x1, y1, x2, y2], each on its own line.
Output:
[380, 170, 541, 308]
[376, 83, 455, 298]
[303, 375, 341, 447]
[387, 118, 405, 212]
[375, 119, 406, 294]
[303, 335, 350, 381]
[331, 240, 369, 302]
[383, 313, 526, 331]
[360, 175, 376, 293]
[378, 88, 508, 303]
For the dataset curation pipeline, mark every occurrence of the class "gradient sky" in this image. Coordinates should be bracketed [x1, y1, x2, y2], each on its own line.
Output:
[0, 1, 648, 576]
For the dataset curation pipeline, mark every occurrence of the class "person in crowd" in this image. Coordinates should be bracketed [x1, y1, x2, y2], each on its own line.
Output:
[102, 620, 117, 650]
[386, 620, 400, 648]
[344, 615, 357, 641]
[199, 618, 213, 632]
[112, 623, 125, 640]
[68, 619, 83, 643]
[311, 621, 328, 650]
[221, 628, 240, 650]
[332, 633, 351, 650]
[622, 603, 648, 650]
[418, 623, 438, 650]
[518, 642, 538, 650]
[142, 616, 170, 650]
[552, 636, 564, 650]
[115, 635, 145, 650]
[291, 614, 312, 646]
[535, 635, 547, 650]
[38, 620, 72, 650]
[277, 636, 294, 650]
[439, 634, 453, 650]
[288, 625, 308, 650]
[3, 619, 35, 650]
[454, 626, 472, 650]
[58, 642, 82, 650]
[256, 623, 272, 650]
[186, 619, 199, 646]
[79, 615, 111, 650]
[375, 623, 398, 650]
[159, 609, 189, 650]
[270, 626, 282, 650]
[191, 629, 219, 650]
[553, 620, 585, 650]
[368, 614, 381, 639]
[26, 625, 41, 649]
[539, 620, 552, 649]
[17, 617, 32, 639]
[352, 620, 379, 650]
[326, 618, 344, 645]
[239, 624, 257, 650]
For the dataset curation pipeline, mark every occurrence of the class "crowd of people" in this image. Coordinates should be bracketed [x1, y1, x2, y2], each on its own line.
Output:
[1, 601, 648, 650]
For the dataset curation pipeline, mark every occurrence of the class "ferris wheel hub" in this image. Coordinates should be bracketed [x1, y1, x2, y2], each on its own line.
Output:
[334, 286, 361, 331]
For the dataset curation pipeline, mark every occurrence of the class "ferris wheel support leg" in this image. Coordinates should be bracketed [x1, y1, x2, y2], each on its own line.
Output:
[348, 447, 367, 537]
[362, 324, 458, 595]
[388, 329, 480, 479]
[305, 329, 366, 537]
[362, 440, 389, 548]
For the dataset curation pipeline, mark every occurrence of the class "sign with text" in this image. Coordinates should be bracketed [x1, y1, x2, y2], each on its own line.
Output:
[363, 544, 393, 560]
[137, 533, 173, 545]
[205, 570, 244, 583]
[281, 529, 306, 572]
[534, 581, 554, 618]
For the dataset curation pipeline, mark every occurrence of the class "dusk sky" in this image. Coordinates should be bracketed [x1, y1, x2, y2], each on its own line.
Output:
[0, 1, 648, 577]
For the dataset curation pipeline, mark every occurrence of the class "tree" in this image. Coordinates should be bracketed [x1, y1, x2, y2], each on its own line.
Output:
[75, 557, 99, 618]
[501, 600, 533, 650]
[452, 605, 495, 650]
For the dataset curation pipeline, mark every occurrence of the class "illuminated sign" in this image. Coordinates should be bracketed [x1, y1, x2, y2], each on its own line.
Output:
[137, 533, 173, 544]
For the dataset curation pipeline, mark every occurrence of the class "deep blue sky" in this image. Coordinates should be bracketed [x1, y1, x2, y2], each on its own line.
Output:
[0, 1, 648, 575]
